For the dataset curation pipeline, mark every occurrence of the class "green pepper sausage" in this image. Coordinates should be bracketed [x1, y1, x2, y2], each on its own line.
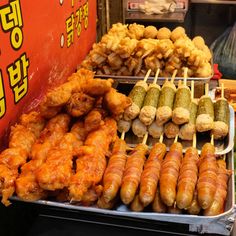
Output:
[214, 99, 229, 125]
[189, 101, 198, 124]
[158, 86, 175, 109]
[143, 85, 160, 108]
[129, 85, 147, 109]
[197, 96, 214, 119]
[173, 87, 191, 110]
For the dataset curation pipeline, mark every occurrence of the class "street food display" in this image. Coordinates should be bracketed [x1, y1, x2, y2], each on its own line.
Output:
[80, 23, 212, 78]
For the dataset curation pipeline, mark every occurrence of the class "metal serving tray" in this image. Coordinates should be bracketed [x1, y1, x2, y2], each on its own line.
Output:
[12, 150, 235, 235]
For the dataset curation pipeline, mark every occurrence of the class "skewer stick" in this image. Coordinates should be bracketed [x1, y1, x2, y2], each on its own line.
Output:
[159, 133, 164, 144]
[174, 134, 178, 143]
[153, 68, 160, 84]
[221, 83, 224, 99]
[142, 132, 149, 145]
[183, 67, 188, 86]
[170, 69, 177, 83]
[192, 133, 197, 149]
[205, 83, 209, 96]
[121, 131, 126, 140]
[178, 80, 182, 87]
[191, 80, 194, 100]
[143, 69, 152, 83]
[210, 134, 214, 146]
[223, 154, 226, 161]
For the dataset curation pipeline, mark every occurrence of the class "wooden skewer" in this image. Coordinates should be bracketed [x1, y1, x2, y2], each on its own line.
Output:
[205, 83, 209, 96]
[183, 67, 188, 86]
[223, 154, 226, 161]
[159, 133, 164, 144]
[221, 83, 224, 99]
[191, 80, 194, 100]
[142, 132, 149, 145]
[178, 80, 182, 88]
[121, 131, 126, 141]
[170, 69, 177, 83]
[192, 133, 197, 149]
[153, 68, 160, 84]
[144, 69, 152, 83]
[174, 134, 178, 143]
[210, 134, 214, 146]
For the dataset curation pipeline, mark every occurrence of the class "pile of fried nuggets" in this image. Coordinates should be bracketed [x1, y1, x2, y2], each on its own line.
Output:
[0, 68, 131, 206]
[81, 23, 212, 78]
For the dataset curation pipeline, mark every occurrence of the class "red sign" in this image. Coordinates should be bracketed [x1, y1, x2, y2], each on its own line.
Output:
[0, 0, 97, 146]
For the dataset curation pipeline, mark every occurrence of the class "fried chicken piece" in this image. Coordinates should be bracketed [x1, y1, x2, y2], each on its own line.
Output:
[39, 100, 62, 119]
[69, 118, 117, 202]
[115, 37, 138, 58]
[0, 165, 18, 206]
[103, 88, 132, 119]
[16, 114, 70, 201]
[19, 111, 46, 138]
[84, 78, 113, 97]
[70, 121, 88, 142]
[66, 92, 95, 117]
[84, 109, 105, 133]
[36, 149, 73, 191]
[127, 23, 145, 40]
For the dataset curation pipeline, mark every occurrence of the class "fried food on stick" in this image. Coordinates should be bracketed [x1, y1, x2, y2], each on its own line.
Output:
[103, 88, 132, 120]
[69, 118, 117, 202]
[197, 142, 217, 209]
[101, 138, 127, 203]
[160, 140, 183, 206]
[66, 92, 95, 117]
[0, 111, 45, 206]
[15, 114, 70, 201]
[204, 159, 230, 216]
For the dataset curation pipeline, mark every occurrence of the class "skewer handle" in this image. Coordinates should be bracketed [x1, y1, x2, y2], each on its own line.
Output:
[221, 83, 224, 99]
[142, 132, 149, 145]
[210, 134, 214, 146]
[183, 67, 188, 86]
[191, 80, 194, 100]
[144, 69, 152, 83]
[192, 133, 197, 149]
[205, 83, 209, 96]
[153, 68, 160, 84]
[170, 69, 177, 83]
[121, 131, 125, 140]
[174, 134, 178, 143]
[159, 133, 164, 144]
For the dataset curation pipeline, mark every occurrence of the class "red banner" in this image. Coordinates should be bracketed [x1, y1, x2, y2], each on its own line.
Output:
[0, 0, 97, 146]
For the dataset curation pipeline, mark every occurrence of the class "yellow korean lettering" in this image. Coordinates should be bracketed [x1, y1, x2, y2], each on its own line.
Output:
[13, 77, 27, 103]
[0, 70, 6, 118]
[66, 13, 74, 48]
[83, 1, 89, 29]
[75, 7, 82, 37]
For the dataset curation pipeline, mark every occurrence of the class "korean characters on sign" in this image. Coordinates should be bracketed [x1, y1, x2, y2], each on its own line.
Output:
[64, 1, 89, 48]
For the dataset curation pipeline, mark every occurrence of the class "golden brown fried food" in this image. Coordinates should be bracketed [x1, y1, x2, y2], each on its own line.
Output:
[9, 125, 37, 154]
[69, 118, 117, 202]
[36, 149, 73, 191]
[39, 100, 62, 119]
[84, 78, 113, 97]
[70, 121, 88, 142]
[19, 111, 46, 138]
[66, 92, 95, 117]
[84, 109, 105, 133]
[0, 165, 18, 206]
[103, 88, 132, 119]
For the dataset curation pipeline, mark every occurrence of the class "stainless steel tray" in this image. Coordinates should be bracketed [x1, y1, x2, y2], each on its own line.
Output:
[123, 105, 234, 155]
[11, 150, 235, 235]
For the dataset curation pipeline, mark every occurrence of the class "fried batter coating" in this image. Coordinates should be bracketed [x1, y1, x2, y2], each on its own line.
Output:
[84, 78, 113, 97]
[66, 92, 95, 117]
[103, 88, 132, 119]
[69, 119, 117, 202]
[70, 121, 88, 142]
[19, 111, 46, 138]
[84, 109, 104, 133]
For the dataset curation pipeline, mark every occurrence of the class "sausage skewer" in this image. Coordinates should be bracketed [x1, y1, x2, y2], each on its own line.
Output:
[211, 83, 229, 140]
[172, 67, 191, 125]
[139, 69, 161, 126]
[176, 133, 199, 209]
[197, 135, 217, 209]
[179, 80, 198, 140]
[120, 132, 148, 205]
[196, 83, 214, 132]
[159, 135, 183, 206]
[204, 155, 231, 216]
[139, 134, 167, 207]
[156, 70, 177, 126]
[124, 69, 151, 121]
